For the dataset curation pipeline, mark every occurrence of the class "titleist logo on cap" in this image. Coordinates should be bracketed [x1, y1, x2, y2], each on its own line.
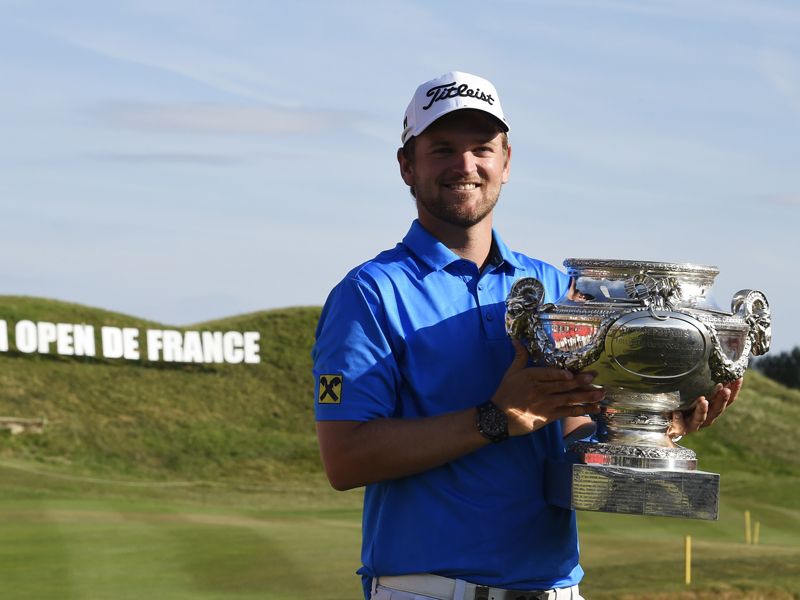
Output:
[422, 81, 495, 111]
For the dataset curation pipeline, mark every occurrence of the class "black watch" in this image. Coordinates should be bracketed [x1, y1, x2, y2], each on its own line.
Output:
[476, 401, 509, 443]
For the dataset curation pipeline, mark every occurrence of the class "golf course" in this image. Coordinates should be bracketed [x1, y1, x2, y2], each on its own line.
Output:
[1, 297, 797, 599]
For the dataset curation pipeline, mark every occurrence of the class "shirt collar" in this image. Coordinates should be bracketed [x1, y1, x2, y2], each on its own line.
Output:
[402, 220, 524, 273]
[491, 228, 524, 271]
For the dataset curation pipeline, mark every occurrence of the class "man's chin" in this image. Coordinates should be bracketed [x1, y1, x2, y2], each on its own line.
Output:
[417, 195, 499, 229]
[428, 210, 492, 229]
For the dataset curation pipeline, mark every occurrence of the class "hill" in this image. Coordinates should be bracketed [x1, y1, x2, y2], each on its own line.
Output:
[0, 295, 798, 487]
[0, 296, 321, 482]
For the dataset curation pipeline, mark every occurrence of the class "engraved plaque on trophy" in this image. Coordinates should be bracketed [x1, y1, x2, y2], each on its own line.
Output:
[506, 259, 771, 520]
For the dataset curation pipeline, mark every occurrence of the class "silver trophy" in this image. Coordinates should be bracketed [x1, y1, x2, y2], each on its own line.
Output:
[506, 259, 771, 520]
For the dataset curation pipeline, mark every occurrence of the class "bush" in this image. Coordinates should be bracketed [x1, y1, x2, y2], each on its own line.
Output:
[753, 346, 800, 389]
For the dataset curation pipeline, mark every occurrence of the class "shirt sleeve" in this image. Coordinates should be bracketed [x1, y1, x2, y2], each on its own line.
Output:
[523, 260, 570, 305]
[312, 274, 400, 422]
[546, 267, 571, 304]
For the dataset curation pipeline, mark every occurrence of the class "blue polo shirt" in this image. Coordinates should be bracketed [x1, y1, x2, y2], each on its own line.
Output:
[313, 220, 580, 591]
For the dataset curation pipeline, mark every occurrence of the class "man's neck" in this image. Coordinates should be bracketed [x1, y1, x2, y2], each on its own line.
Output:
[417, 212, 494, 270]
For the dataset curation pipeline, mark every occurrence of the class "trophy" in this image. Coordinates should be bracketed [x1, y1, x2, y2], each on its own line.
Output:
[506, 259, 771, 520]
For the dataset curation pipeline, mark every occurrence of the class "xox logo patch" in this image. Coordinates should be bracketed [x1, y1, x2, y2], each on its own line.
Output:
[318, 374, 343, 404]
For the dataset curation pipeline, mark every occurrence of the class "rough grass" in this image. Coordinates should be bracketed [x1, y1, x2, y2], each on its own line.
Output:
[0, 296, 322, 482]
[0, 296, 798, 598]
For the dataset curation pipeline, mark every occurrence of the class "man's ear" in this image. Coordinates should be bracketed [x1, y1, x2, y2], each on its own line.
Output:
[397, 147, 415, 187]
[502, 144, 512, 184]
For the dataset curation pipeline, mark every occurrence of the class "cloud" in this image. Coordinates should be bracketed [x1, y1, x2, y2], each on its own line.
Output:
[42, 19, 274, 102]
[765, 193, 800, 206]
[89, 151, 245, 166]
[758, 48, 800, 115]
[93, 102, 348, 135]
[537, 0, 800, 28]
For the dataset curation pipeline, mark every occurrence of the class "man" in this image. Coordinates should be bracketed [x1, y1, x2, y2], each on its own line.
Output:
[313, 71, 740, 600]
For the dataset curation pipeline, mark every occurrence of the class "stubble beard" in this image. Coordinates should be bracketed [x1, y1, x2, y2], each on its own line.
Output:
[415, 185, 501, 228]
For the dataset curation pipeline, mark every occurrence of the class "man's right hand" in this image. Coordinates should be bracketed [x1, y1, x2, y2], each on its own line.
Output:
[317, 340, 605, 491]
[491, 340, 605, 437]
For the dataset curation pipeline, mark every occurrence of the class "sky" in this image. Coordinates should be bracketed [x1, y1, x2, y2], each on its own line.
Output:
[1, 0, 798, 352]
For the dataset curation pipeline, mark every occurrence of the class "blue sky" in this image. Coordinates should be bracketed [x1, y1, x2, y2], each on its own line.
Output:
[1, 0, 798, 351]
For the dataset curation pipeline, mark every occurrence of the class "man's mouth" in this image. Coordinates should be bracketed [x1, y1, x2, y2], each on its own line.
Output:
[444, 182, 481, 191]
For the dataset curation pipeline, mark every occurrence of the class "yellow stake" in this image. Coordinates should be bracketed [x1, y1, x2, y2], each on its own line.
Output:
[754, 521, 761, 545]
[685, 535, 692, 585]
[745, 510, 752, 544]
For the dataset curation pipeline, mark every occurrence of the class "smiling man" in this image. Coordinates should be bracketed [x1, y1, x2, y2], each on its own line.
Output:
[312, 72, 737, 600]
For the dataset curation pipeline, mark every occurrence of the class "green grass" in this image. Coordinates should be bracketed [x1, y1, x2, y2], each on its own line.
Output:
[0, 296, 798, 598]
[0, 296, 322, 482]
[1, 460, 797, 599]
[0, 463, 365, 600]
[578, 502, 800, 598]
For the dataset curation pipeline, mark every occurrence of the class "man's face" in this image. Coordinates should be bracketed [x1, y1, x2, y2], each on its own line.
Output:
[398, 110, 511, 229]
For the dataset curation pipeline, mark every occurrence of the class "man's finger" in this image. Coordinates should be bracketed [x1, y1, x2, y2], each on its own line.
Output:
[667, 409, 686, 438]
[704, 386, 731, 427]
[552, 388, 605, 406]
[726, 378, 744, 406]
[528, 377, 602, 398]
[687, 397, 709, 432]
[507, 339, 530, 373]
[701, 383, 723, 422]
[525, 367, 582, 383]
[557, 403, 601, 420]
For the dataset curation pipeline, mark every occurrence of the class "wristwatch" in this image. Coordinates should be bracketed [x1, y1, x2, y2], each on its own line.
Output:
[476, 401, 509, 443]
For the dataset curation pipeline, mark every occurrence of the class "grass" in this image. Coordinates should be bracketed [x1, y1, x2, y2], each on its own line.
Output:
[0, 297, 322, 482]
[0, 467, 364, 599]
[0, 296, 798, 598]
[1, 460, 797, 599]
[0, 461, 367, 600]
[578, 504, 800, 598]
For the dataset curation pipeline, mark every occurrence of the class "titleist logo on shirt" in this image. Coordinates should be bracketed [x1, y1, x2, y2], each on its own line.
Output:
[422, 81, 495, 110]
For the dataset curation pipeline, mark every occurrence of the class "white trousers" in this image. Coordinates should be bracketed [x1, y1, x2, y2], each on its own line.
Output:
[371, 577, 585, 600]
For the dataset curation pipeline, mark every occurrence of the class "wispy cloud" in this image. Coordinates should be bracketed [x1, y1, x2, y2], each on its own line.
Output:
[89, 151, 245, 166]
[93, 102, 349, 135]
[764, 193, 800, 206]
[536, 0, 800, 27]
[758, 48, 800, 114]
[43, 22, 274, 102]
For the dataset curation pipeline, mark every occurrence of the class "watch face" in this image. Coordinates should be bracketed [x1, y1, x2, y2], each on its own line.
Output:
[482, 407, 506, 436]
[479, 402, 508, 441]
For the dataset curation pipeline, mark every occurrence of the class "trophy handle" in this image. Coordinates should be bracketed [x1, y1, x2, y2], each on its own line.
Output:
[505, 277, 611, 371]
[708, 289, 771, 382]
[505, 277, 546, 340]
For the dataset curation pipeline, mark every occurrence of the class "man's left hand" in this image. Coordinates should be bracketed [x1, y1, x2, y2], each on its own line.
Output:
[667, 378, 744, 438]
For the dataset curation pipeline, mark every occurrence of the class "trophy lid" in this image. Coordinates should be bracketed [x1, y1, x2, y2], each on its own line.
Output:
[564, 258, 719, 281]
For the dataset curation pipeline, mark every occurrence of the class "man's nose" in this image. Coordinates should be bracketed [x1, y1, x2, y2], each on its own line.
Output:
[450, 151, 478, 174]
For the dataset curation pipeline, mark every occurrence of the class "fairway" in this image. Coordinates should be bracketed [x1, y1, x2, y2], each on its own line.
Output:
[0, 463, 366, 600]
[0, 506, 362, 599]
[1, 300, 798, 598]
[1, 462, 798, 599]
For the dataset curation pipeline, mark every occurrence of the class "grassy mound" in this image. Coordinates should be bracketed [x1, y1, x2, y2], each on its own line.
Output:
[0, 296, 322, 482]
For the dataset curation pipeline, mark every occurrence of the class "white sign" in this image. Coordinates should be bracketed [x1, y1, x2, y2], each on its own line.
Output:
[0, 319, 261, 364]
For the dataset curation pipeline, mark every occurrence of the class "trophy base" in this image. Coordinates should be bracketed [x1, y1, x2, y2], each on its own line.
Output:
[568, 440, 698, 470]
[545, 460, 720, 520]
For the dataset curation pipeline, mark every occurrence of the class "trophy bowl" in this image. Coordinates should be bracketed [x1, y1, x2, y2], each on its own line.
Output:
[506, 259, 771, 519]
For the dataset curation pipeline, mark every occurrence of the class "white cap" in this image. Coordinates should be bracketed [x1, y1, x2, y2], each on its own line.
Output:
[401, 71, 508, 144]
